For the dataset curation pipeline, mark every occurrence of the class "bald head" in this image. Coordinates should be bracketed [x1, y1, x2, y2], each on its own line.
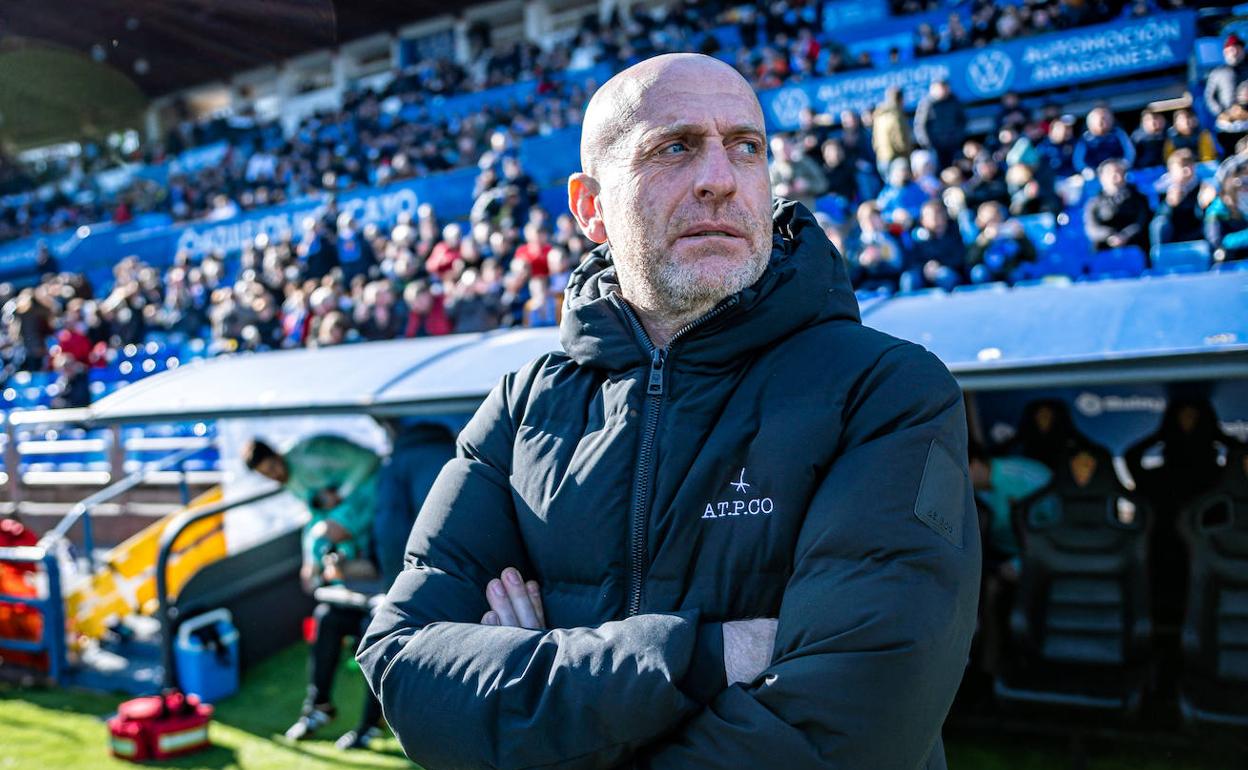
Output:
[580, 53, 765, 177]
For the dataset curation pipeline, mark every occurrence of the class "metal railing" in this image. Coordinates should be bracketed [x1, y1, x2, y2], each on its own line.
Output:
[154, 486, 283, 691]
[0, 440, 217, 686]
[0, 544, 66, 685]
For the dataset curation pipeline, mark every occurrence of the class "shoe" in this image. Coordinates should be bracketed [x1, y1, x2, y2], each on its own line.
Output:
[335, 726, 383, 751]
[283, 703, 336, 741]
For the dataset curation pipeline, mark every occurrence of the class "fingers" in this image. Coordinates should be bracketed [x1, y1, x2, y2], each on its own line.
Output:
[526, 580, 545, 629]
[483, 568, 545, 629]
[481, 610, 500, 625]
[487, 579, 519, 626]
[502, 568, 541, 629]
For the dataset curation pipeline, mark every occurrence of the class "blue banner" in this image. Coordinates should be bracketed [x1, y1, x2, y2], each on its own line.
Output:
[822, 0, 889, 33]
[762, 10, 1196, 130]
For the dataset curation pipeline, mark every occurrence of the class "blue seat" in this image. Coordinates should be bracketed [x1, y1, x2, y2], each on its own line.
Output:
[1150, 240, 1212, 273]
[1089, 246, 1147, 278]
[1014, 213, 1057, 257]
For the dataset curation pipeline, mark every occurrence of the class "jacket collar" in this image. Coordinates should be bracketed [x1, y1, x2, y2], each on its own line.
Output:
[559, 198, 860, 371]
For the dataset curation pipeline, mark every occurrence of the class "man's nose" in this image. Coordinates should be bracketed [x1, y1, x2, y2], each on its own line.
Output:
[694, 143, 738, 201]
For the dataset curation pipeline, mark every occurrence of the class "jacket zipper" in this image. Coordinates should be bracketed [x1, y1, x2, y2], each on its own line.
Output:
[618, 294, 740, 616]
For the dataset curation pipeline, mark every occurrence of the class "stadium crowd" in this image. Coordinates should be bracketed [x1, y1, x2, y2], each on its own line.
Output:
[1, 0, 1241, 403]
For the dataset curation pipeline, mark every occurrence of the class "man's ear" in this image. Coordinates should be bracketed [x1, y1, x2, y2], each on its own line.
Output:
[568, 173, 608, 244]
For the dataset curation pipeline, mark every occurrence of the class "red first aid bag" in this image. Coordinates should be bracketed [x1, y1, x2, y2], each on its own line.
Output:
[107, 690, 213, 762]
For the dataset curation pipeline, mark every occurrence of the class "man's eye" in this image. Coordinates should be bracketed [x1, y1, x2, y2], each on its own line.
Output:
[739, 141, 761, 155]
[662, 142, 688, 155]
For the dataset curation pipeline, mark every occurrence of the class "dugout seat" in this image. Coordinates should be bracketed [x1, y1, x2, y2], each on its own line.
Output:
[994, 443, 1154, 715]
[1176, 443, 1248, 727]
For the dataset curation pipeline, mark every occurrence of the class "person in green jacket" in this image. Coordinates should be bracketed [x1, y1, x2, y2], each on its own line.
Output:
[360, 53, 978, 770]
[244, 434, 380, 589]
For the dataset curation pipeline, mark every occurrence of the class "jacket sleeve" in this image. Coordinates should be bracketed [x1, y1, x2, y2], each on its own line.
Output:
[632, 343, 981, 770]
[356, 370, 727, 770]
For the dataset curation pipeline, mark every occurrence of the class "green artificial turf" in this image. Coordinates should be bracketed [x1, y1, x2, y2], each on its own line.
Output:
[0, 643, 1241, 770]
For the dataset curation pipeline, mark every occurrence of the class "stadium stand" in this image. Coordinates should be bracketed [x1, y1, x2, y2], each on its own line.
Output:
[0, 0, 1239, 499]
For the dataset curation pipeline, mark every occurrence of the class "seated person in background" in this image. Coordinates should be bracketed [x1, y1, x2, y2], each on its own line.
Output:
[1150, 150, 1205, 246]
[819, 138, 858, 209]
[284, 424, 457, 750]
[963, 154, 1011, 211]
[522, 275, 560, 327]
[1083, 158, 1152, 253]
[1073, 107, 1135, 175]
[1215, 81, 1248, 156]
[844, 200, 904, 291]
[901, 199, 966, 292]
[769, 134, 828, 211]
[1203, 166, 1248, 262]
[969, 443, 1052, 676]
[876, 157, 930, 222]
[244, 435, 380, 592]
[965, 201, 1036, 283]
[1165, 108, 1218, 163]
[1006, 163, 1059, 216]
[1038, 115, 1079, 180]
[1131, 109, 1168, 170]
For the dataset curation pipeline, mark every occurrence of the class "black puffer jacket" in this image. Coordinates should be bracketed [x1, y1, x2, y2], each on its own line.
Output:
[358, 199, 980, 770]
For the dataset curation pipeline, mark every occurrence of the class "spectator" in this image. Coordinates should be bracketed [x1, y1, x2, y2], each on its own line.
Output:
[964, 154, 1011, 211]
[871, 87, 914, 180]
[769, 135, 828, 211]
[994, 92, 1028, 133]
[1165, 108, 1218, 162]
[514, 222, 553, 278]
[1215, 81, 1248, 156]
[819, 138, 858, 209]
[837, 110, 882, 200]
[913, 79, 966, 170]
[844, 201, 904, 291]
[357, 280, 405, 341]
[901, 199, 966, 292]
[1150, 149, 1204, 247]
[336, 213, 376, 285]
[1073, 107, 1135, 175]
[1037, 114, 1079, 180]
[1083, 158, 1152, 253]
[299, 216, 339, 281]
[1204, 166, 1248, 262]
[1006, 163, 1059, 216]
[427, 223, 464, 278]
[521, 276, 559, 327]
[445, 268, 501, 332]
[1204, 34, 1248, 122]
[402, 280, 453, 337]
[877, 158, 929, 222]
[965, 201, 1036, 283]
[1131, 110, 1167, 169]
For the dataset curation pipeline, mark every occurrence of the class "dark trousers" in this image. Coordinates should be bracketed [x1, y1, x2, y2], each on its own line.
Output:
[306, 602, 383, 730]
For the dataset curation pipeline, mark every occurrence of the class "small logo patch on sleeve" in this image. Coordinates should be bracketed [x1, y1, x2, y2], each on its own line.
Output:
[914, 440, 966, 548]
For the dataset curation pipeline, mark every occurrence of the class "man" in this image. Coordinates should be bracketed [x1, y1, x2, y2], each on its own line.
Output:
[902, 198, 967, 292]
[243, 434, 380, 589]
[359, 54, 979, 770]
[1130, 109, 1167, 170]
[913, 79, 966, 171]
[1205, 34, 1248, 122]
[872, 86, 915, 181]
[1073, 107, 1135, 175]
[1083, 158, 1152, 253]
[1150, 149, 1204, 246]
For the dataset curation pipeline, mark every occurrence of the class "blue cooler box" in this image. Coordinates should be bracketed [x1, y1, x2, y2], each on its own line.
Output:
[175, 608, 239, 703]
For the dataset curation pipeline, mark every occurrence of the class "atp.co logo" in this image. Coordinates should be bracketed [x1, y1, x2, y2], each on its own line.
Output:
[771, 87, 811, 128]
[966, 50, 1014, 97]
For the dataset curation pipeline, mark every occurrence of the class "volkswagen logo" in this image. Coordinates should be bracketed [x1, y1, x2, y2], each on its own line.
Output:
[966, 50, 1014, 98]
[771, 87, 811, 128]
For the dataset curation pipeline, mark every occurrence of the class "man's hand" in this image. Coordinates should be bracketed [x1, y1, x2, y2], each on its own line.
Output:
[723, 618, 778, 686]
[480, 567, 546, 629]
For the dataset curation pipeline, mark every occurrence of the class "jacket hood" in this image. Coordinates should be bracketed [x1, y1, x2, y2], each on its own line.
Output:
[559, 198, 860, 370]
